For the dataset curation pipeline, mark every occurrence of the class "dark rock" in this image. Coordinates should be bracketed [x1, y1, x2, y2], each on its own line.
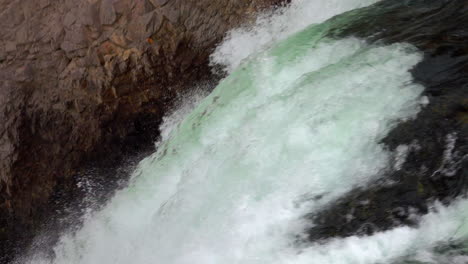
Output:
[306, 0, 468, 242]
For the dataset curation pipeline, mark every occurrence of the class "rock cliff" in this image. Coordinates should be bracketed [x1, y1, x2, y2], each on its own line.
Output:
[0, 0, 283, 260]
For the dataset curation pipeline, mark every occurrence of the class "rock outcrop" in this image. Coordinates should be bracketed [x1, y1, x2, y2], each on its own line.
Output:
[306, 0, 467, 241]
[0, 0, 283, 260]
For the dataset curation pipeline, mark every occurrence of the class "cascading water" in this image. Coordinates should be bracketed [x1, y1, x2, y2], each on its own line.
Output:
[22, 1, 468, 264]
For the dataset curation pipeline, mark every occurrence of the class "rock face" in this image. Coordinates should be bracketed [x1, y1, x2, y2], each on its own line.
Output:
[306, 0, 467, 241]
[0, 0, 283, 260]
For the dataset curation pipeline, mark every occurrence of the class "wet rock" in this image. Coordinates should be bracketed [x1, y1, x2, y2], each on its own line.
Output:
[306, 0, 468, 242]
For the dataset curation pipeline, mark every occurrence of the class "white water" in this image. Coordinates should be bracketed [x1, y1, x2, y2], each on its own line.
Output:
[211, 0, 380, 73]
[23, 1, 468, 264]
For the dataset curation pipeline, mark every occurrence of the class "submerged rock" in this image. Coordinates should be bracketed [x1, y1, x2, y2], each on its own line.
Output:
[0, 0, 284, 261]
[307, 0, 467, 241]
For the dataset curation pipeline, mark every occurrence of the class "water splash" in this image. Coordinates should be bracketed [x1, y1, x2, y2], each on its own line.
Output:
[211, 0, 380, 73]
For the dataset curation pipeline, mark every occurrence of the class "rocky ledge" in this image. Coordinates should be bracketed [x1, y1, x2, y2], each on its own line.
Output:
[0, 0, 284, 261]
[306, 0, 467, 242]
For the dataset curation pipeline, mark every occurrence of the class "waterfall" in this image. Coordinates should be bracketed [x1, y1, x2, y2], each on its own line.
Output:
[22, 1, 468, 264]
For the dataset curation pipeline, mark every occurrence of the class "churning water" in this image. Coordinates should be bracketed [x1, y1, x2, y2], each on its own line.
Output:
[23, 0, 468, 263]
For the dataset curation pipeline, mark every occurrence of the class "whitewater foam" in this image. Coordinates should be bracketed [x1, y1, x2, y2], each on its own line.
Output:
[211, 0, 380, 73]
[25, 37, 429, 264]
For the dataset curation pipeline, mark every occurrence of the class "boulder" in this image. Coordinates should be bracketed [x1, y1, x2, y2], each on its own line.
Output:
[306, 0, 468, 242]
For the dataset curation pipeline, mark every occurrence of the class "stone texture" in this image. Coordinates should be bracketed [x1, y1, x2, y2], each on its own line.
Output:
[306, 0, 468, 242]
[0, 0, 285, 261]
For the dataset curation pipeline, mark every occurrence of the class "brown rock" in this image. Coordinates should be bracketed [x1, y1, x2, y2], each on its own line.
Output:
[149, 0, 170, 7]
[0, 0, 285, 262]
[100, 0, 117, 25]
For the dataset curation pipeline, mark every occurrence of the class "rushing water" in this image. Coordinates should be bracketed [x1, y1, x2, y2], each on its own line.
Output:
[22, 1, 468, 264]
